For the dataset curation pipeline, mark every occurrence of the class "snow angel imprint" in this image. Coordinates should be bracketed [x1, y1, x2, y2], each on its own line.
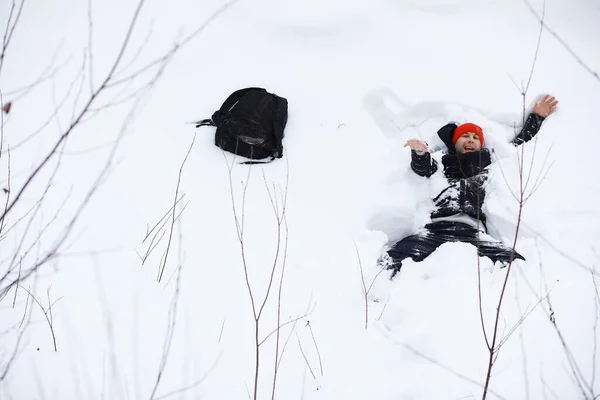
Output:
[381, 95, 559, 276]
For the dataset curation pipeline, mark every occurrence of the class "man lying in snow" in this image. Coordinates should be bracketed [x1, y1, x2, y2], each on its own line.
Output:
[381, 95, 558, 276]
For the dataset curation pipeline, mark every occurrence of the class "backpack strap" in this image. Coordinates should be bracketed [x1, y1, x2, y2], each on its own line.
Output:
[239, 156, 276, 165]
[195, 118, 215, 127]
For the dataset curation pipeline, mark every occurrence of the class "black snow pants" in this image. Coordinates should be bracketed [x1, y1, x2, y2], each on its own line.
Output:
[386, 221, 524, 273]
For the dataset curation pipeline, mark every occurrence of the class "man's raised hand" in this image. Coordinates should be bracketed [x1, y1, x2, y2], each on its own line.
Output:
[533, 94, 559, 118]
[404, 139, 433, 153]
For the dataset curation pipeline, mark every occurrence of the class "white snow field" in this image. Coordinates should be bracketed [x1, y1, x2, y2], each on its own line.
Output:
[1, 0, 599, 399]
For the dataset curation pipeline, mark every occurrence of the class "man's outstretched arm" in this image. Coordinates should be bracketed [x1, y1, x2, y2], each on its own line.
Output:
[404, 139, 438, 177]
[410, 150, 438, 177]
[512, 94, 558, 146]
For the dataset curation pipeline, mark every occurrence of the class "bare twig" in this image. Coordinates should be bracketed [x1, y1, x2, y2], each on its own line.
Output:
[152, 354, 221, 400]
[18, 285, 31, 328]
[87, 0, 95, 94]
[541, 375, 562, 400]
[157, 134, 195, 282]
[495, 287, 553, 350]
[513, 277, 531, 400]
[524, 244, 596, 399]
[258, 312, 312, 347]
[522, 0, 600, 84]
[307, 321, 323, 376]
[1, 278, 35, 383]
[520, 0, 547, 193]
[276, 312, 303, 368]
[106, 0, 242, 89]
[377, 293, 392, 321]
[256, 171, 287, 321]
[477, 252, 491, 351]
[0, 147, 11, 235]
[355, 242, 369, 329]
[380, 327, 508, 400]
[271, 160, 290, 400]
[481, 3, 546, 396]
[0, 91, 6, 157]
[11, 258, 21, 307]
[0, 0, 148, 227]
[150, 244, 183, 398]
[524, 1, 545, 94]
[354, 242, 385, 330]
[0, 303, 31, 382]
[0, 0, 26, 76]
[224, 155, 260, 398]
[591, 270, 599, 392]
[295, 330, 316, 380]
[225, 150, 292, 400]
[2, 43, 65, 100]
[218, 317, 226, 343]
[17, 285, 61, 351]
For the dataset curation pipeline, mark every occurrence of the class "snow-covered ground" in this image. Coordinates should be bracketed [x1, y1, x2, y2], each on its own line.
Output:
[1, 0, 600, 398]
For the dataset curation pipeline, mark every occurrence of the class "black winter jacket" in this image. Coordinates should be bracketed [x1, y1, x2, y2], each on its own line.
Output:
[410, 113, 545, 228]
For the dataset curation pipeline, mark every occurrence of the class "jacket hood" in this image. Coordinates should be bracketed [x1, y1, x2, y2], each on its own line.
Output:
[437, 122, 459, 154]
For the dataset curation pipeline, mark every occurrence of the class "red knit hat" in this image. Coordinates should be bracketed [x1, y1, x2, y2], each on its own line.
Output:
[452, 123, 484, 146]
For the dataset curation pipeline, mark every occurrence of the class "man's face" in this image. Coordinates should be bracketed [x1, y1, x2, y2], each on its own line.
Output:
[454, 131, 482, 153]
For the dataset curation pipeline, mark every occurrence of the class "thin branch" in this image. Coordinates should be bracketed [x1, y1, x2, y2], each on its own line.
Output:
[106, 0, 241, 89]
[69, 51, 90, 124]
[541, 375, 562, 400]
[150, 258, 183, 399]
[271, 161, 290, 400]
[381, 329, 508, 400]
[140, 230, 166, 265]
[295, 330, 316, 380]
[276, 312, 302, 368]
[477, 254, 491, 350]
[256, 172, 285, 321]
[0, 64, 81, 155]
[1, 164, 62, 285]
[491, 152, 520, 203]
[355, 241, 385, 330]
[11, 258, 21, 307]
[259, 312, 312, 347]
[522, 0, 600, 84]
[513, 276, 531, 400]
[87, 0, 95, 94]
[523, 147, 555, 202]
[307, 321, 323, 376]
[354, 242, 369, 331]
[157, 134, 195, 282]
[224, 152, 261, 400]
[495, 288, 553, 349]
[143, 195, 186, 243]
[524, 0, 545, 94]
[0, 147, 11, 235]
[481, 3, 546, 396]
[0, 294, 31, 382]
[152, 354, 220, 400]
[17, 284, 60, 351]
[1, 58, 159, 295]
[0, 0, 26, 76]
[18, 285, 31, 328]
[218, 317, 226, 343]
[0, 0, 154, 228]
[3, 41, 66, 100]
[531, 246, 595, 398]
[0, 90, 5, 158]
[591, 270, 599, 392]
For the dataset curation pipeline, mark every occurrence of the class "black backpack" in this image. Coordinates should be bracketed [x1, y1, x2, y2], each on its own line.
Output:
[196, 87, 288, 162]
